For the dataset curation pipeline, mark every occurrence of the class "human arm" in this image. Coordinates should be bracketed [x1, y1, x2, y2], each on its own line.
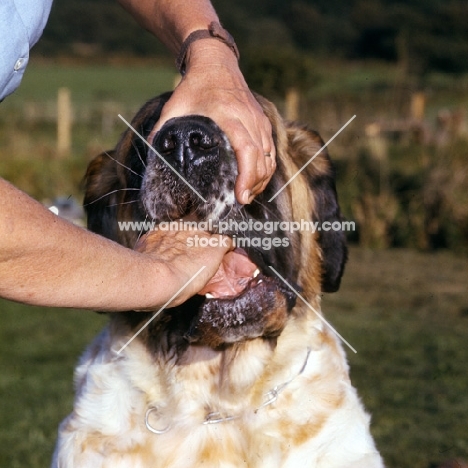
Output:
[0, 178, 230, 311]
[117, 0, 276, 204]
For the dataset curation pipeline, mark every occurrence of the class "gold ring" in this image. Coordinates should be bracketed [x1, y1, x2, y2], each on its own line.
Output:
[264, 152, 271, 157]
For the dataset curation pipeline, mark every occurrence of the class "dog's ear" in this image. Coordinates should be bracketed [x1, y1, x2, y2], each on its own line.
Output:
[124, 91, 174, 143]
[83, 92, 173, 243]
[311, 159, 348, 292]
[286, 124, 348, 292]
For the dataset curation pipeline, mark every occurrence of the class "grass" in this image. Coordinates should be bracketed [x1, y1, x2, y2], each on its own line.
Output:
[3, 61, 177, 105]
[0, 304, 106, 467]
[324, 248, 468, 467]
[1, 248, 467, 467]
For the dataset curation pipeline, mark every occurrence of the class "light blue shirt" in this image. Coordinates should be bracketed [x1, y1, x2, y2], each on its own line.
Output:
[0, 0, 53, 101]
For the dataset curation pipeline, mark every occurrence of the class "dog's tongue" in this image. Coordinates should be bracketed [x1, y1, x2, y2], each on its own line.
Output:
[199, 248, 258, 298]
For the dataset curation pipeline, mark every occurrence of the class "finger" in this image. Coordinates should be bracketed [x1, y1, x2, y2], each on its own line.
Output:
[248, 147, 276, 198]
[241, 116, 276, 198]
[176, 234, 232, 301]
[229, 128, 261, 204]
[261, 147, 277, 186]
[235, 156, 259, 203]
[211, 233, 234, 253]
[261, 119, 276, 177]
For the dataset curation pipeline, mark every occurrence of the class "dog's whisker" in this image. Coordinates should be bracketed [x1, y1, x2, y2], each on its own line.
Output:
[131, 140, 147, 169]
[84, 188, 141, 206]
[133, 214, 149, 249]
[142, 204, 152, 222]
[104, 151, 143, 178]
[106, 200, 140, 208]
[251, 199, 281, 221]
[217, 205, 235, 225]
[237, 211, 255, 239]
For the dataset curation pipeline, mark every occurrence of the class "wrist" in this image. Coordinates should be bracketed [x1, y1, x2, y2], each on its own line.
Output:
[183, 39, 242, 78]
[177, 22, 239, 75]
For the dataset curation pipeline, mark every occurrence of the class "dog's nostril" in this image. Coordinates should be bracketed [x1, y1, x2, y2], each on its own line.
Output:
[189, 131, 217, 150]
[161, 134, 177, 152]
[190, 133, 201, 148]
[157, 130, 217, 153]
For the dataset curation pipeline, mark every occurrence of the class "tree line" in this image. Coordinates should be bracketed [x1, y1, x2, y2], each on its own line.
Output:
[35, 0, 468, 75]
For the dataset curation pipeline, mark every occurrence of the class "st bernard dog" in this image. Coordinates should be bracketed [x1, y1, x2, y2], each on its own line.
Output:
[52, 92, 384, 467]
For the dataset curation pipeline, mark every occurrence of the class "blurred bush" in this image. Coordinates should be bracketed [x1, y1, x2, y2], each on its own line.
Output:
[240, 47, 319, 98]
[335, 137, 468, 253]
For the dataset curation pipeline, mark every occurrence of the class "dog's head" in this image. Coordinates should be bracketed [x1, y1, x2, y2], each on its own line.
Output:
[84, 92, 347, 349]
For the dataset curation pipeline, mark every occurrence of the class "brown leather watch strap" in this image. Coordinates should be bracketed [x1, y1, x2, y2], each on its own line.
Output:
[176, 21, 240, 75]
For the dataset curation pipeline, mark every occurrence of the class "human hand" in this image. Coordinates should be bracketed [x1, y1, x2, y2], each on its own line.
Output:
[150, 40, 276, 205]
[135, 228, 232, 308]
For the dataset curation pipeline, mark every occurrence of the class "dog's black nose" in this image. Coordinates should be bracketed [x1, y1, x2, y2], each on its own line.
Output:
[152, 116, 221, 174]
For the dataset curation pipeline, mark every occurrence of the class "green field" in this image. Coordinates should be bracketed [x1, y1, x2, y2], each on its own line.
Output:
[3, 62, 177, 105]
[0, 304, 106, 467]
[1, 247, 467, 467]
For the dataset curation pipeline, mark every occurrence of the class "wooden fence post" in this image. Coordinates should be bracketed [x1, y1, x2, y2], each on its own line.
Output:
[285, 87, 299, 121]
[57, 87, 72, 156]
[410, 92, 425, 121]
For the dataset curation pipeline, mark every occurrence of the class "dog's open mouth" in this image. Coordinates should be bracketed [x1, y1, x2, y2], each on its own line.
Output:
[185, 246, 297, 347]
[199, 248, 260, 299]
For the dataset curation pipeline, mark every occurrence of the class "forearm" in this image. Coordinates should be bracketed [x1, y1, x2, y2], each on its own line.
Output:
[0, 179, 171, 311]
[117, 0, 219, 54]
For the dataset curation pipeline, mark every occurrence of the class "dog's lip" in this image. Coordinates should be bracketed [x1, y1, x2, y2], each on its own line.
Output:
[198, 248, 260, 299]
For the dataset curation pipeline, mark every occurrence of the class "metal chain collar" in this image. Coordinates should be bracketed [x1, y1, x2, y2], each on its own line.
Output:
[145, 348, 311, 434]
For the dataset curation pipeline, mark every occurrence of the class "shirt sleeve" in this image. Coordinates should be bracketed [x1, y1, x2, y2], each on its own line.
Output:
[0, 0, 53, 101]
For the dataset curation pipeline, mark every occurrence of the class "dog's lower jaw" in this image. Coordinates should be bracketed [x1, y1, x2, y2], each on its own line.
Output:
[181, 274, 296, 348]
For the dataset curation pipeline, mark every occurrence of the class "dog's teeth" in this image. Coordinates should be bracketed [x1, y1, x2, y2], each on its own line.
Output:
[253, 269, 260, 278]
[257, 279, 263, 284]
[205, 293, 215, 299]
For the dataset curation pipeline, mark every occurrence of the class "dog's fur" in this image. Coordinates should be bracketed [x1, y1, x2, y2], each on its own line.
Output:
[52, 93, 384, 467]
